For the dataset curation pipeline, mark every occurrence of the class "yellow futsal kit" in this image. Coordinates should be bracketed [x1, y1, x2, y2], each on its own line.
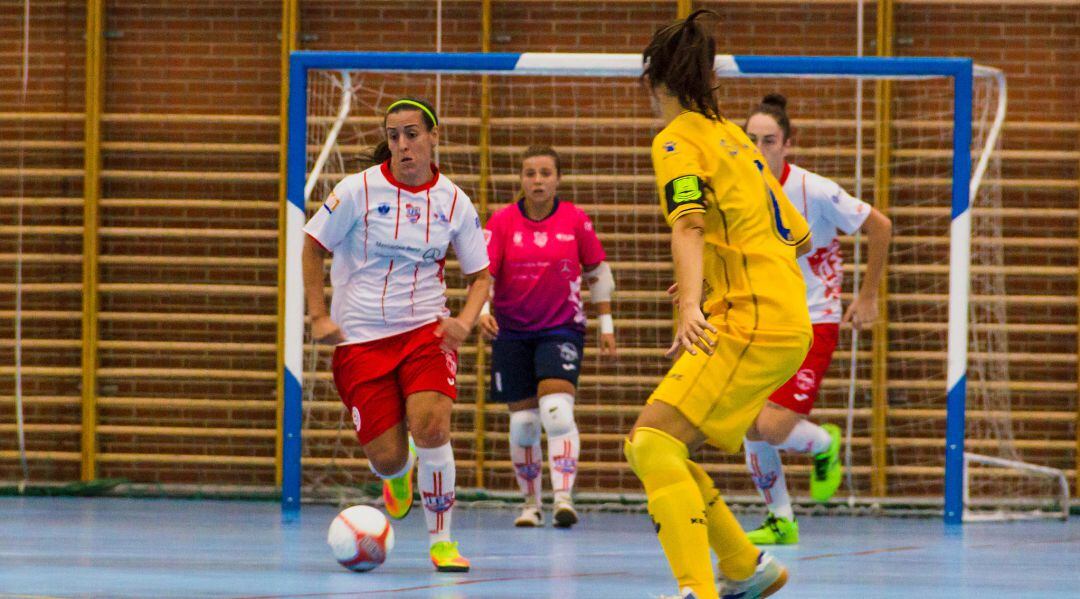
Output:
[649, 111, 813, 453]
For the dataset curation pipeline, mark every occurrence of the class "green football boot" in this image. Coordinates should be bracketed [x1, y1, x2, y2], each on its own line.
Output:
[745, 513, 799, 545]
[810, 423, 843, 503]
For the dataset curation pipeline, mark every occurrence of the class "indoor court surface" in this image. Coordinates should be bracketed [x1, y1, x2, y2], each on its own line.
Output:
[1, 497, 1076, 598]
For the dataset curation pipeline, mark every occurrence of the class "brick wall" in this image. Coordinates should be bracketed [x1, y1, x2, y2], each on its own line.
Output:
[0, 1, 1076, 499]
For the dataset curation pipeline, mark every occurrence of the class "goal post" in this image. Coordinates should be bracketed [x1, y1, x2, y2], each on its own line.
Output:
[282, 51, 1002, 524]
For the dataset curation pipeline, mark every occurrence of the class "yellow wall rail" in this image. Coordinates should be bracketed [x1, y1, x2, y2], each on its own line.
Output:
[473, 0, 493, 488]
[274, 0, 299, 490]
[870, 0, 895, 498]
[80, 0, 105, 483]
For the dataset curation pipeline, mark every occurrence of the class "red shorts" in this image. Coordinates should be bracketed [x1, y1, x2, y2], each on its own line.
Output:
[331, 321, 458, 446]
[768, 323, 839, 415]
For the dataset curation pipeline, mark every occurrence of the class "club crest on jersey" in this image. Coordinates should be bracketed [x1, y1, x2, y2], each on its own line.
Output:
[796, 368, 816, 391]
[533, 231, 548, 247]
[558, 342, 579, 363]
[377, 203, 391, 215]
[663, 140, 676, 153]
[512, 231, 523, 246]
[483, 229, 493, 245]
[351, 407, 362, 432]
[422, 490, 455, 514]
[583, 220, 593, 232]
[406, 203, 422, 224]
[443, 350, 458, 376]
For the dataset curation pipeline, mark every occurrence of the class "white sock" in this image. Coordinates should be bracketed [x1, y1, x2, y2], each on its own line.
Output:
[509, 409, 544, 506]
[745, 438, 794, 520]
[777, 420, 832, 455]
[547, 429, 579, 501]
[415, 442, 455, 546]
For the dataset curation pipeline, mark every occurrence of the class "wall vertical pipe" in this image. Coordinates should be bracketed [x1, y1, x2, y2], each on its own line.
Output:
[473, 0, 493, 489]
[275, 0, 299, 489]
[80, 0, 105, 483]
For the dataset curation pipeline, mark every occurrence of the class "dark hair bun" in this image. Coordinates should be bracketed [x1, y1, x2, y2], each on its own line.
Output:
[762, 93, 788, 111]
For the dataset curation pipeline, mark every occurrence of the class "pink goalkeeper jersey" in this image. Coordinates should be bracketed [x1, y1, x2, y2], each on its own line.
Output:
[303, 162, 489, 344]
[485, 199, 606, 334]
[780, 162, 872, 324]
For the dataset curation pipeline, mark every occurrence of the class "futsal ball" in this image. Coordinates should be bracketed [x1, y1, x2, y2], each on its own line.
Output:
[327, 505, 395, 572]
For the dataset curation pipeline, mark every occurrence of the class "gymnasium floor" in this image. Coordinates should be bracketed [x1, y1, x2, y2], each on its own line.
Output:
[1, 497, 1076, 598]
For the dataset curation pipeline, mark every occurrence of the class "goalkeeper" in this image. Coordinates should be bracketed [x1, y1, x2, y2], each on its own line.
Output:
[478, 145, 616, 529]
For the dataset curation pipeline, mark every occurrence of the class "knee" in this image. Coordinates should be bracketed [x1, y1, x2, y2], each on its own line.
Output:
[409, 409, 450, 447]
[509, 409, 542, 447]
[538, 392, 576, 437]
[759, 418, 792, 446]
[367, 446, 410, 478]
[624, 426, 688, 480]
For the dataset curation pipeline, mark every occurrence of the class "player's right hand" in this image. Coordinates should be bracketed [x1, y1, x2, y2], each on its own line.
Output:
[478, 314, 499, 341]
[311, 315, 346, 345]
[666, 304, 717, 359]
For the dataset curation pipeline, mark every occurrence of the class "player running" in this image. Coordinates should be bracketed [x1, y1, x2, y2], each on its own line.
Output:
[302, 97, 490, 573]
[478, 145, 616, 528]
[740, 93, 892, 545]
[625, 10, 813, 599]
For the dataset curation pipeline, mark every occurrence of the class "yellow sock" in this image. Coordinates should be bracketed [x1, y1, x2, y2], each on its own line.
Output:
[686, 458, 761, 580]
[625, 428, 718, 599]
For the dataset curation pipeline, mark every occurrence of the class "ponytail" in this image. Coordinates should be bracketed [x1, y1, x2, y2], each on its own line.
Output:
[641, 9, 722, 120]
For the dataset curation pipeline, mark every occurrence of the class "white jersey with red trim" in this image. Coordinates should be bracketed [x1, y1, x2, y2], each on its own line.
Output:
[303, 161, 489, 343]
[780, 162, 872, 324]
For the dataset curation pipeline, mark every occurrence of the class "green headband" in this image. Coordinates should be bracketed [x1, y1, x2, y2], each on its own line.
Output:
[386, 99, 438, 127]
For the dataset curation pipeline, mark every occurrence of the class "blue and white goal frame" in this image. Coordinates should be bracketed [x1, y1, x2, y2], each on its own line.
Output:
[282, 51, 981, 524]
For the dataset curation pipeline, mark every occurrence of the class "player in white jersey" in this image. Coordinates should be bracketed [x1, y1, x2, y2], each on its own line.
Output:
[741, 93, 892, 544]
[302, 97, 490, 572]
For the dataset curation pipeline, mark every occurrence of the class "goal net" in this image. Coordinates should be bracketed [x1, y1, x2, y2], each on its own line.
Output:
[283, 52, 1065, 522]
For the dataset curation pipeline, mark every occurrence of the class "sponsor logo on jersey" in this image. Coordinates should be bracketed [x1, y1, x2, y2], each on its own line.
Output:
[406, 203, 422, 224]
[558, 342, 579, 363]
[533, 231, 548, 247]
[557, 258, 574, 279]
[351, 407, 362, 431]
[423, 248, 441, 263]
[512, 231, 523, 246]
[433, 210, 450, 223]
[556, 233, 575, 242]
[377, 203, 391, 215]
[444, 351, 458, 376]
[583, 220, 593, 232]
[483, 229, 493, 245]
[794, 393, 810, 402]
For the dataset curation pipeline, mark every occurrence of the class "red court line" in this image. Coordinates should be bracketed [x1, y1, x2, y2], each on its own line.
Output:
[232, 570, 627, 599]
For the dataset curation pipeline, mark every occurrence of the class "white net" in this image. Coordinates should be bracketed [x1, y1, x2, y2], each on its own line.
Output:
[295, 63, 1060, 513]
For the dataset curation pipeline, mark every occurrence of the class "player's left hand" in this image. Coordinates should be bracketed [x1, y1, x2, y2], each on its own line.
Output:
[434, 316, 470, 353]
[667, 304, 717, 359]
[842, 293, 878, 331]
[599, 332, 617, 359]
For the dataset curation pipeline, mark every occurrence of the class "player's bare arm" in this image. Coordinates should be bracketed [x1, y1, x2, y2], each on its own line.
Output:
[842, 207, 892, 330]
[435, 268, 491, 353]
[667, 211, 717, 358]
[302, 235, 345, 345]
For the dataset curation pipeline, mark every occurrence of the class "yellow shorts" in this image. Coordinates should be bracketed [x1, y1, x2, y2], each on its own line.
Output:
[647, 321, 811, 453]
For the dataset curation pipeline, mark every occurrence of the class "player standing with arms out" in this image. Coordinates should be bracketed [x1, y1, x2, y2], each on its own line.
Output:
[740, 94, 892, 545]
[478, 146, 617, 528]
[625, 11, 813, 599]
[302, 98, 490, 573]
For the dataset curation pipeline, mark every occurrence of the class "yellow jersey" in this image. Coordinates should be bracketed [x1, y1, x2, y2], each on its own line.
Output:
[651, 111, 811, 334]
